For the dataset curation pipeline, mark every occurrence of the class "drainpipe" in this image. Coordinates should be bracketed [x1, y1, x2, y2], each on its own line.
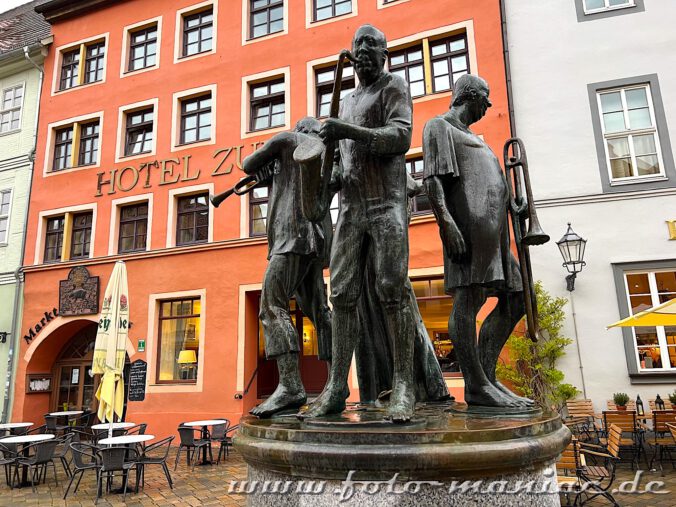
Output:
[1, 46, 44, 423]
[499, 0, 517, 137]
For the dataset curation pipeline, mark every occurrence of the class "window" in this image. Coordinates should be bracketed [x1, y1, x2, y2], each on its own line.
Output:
[249, 79, 285, 131]
[250, 0, 284, 39]
[53, 127, 73, 171]
[58, 39, 106, 91]
[313, 0, 352, 21]
[118, 202, 148, 253]
[624, 270, 676, 371]
[429, 34, 469, 93]
[179, 94, 212, 145]
[406, 157, 431, 215]
[0, 84, 23, 133]
[44, 216, 65, 263]
[249, 185, 269, 237]
[389, 45, 425, 98]
[157, 298, 201, 383]
[584, 0, 634, 13]
[77, 121, 100, 167]
[181, 8, 213, 57]
[597, 85, 663, 182]
[176, 193, 209, 246]
[315, 63, 355, 118]
[0, 191, 10, 243]
[70, 212, 93, 259]
[128, 24, 158, 72]
[125, 108, 154, 156]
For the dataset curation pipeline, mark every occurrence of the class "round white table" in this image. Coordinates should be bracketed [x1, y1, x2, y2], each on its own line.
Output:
[184, 420, 227, 465]
[98, 434, 154, 446]
[0, 422, 33, 432]
[91, 422, 136, 430]
[49, 410, 83, 417]
[0, 434, 54, 444]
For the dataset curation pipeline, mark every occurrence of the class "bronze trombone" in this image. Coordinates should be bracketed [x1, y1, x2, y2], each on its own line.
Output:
[294, 49, 356, 222]
[503, 138, 549, 342]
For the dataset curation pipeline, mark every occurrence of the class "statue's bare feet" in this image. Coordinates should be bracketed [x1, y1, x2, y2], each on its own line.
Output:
[493, 380, 534, 406]
[250, 385, 307, 418]
[465, 382, 522, 408]
[386, 382, 415, 423]
[297, 383, 346, 419]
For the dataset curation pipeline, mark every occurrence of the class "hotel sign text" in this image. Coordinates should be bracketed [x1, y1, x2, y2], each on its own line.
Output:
[95, 143, 262, 197]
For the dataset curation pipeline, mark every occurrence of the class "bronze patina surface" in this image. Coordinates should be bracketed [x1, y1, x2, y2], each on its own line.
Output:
[235, 402, 571, 480]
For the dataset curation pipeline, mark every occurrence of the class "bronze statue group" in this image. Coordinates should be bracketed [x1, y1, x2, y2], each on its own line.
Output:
[233, 24, 533, 423]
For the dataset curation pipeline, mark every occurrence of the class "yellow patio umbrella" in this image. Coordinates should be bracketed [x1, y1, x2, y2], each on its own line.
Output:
[608, 298, 676, 328]
[93, 261, 129, 432]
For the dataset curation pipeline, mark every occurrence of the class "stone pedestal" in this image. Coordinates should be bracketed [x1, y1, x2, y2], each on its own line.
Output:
[234, 402, 571, 506]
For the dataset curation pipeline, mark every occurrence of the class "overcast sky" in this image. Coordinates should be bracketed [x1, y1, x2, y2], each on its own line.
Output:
[1, 0, 34, 15]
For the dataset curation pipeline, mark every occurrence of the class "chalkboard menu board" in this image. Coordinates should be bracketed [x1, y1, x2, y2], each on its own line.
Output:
[128, 359, 147, 402]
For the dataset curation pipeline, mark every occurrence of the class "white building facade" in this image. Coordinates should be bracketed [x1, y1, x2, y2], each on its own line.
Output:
[504, 0, 676, 410]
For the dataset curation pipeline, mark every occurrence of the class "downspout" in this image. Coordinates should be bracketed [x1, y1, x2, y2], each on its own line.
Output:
[499, 0, 517, 137]
[2, 46, 44, 422]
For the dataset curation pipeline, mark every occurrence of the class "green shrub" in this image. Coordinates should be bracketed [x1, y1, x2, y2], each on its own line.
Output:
[613, 392, 629, 407]
[496, 282, 579, 412]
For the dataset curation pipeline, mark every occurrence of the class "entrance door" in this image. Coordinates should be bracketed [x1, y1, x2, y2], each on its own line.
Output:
[257, 298, 329, 397]
[52, 323, 131, 415]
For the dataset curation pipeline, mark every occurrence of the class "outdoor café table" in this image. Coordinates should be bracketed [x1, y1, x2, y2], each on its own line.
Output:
[49, 410, 84, 428]
[91, 422, 136, 431]
[184, 419, 227, 465]
[0, 433, 55, 487]
[0, 422, 32, 435]
[98, 434, 154, 494]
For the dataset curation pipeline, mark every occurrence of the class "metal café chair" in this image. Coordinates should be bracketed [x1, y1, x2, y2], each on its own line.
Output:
[209, 420, 230, 464]
[0, 442, 17, 488]
[647, 410, 676, 473]
[44, 414, 68, 436]
[64, 442, 101, 500]
[12, 438, 60, 492]
[174, 425, 212, 471]
[96, 446, 140, 504]
[54, 432, 74, 478]
[135, 435, 175, 491]
[577, 424, 622, 506]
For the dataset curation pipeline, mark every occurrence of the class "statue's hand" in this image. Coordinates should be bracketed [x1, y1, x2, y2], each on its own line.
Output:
[440, 220, 467, 262]
[319, 118, 350, 143]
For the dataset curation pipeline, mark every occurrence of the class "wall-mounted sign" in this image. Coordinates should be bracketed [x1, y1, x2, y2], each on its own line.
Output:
[26, 374, 52, 394]
[94, 142, 264, 197]
[668, 220, 676, 240]
[127, 359, 147, 402]
[137, 339, 145, 352]
[23, 308, 58, 344]
[59, 266, 99, 316]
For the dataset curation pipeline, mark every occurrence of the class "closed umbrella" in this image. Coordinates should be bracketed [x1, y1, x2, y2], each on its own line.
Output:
[93, 261, 129, 438]
[608, 298, 676, 328]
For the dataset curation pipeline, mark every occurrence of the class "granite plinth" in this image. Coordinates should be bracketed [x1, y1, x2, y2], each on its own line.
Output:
[234, 402, 571, 506]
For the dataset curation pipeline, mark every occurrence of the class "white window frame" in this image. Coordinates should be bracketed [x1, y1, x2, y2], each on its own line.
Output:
[51, 33, 109, 96]
[171, 84, 217, 152]
[174, 0, 218, 64]
[0, 189, 12, 245]
[0, 83, 24, 134]
[597, 84, 666, 185]
[115, 98, 159, 162]
[304, 0, 357, 28]
[108, 193, 154, 255]
[623, 269, 676, 372]
[242, 0, 288, 45]
[43, 111, 104, 176]
[583, 0, 634, 15]
[120, 16, 162, 78]
[166, 183, 214, 248]
[34, 203, 97, 265]
[241, 66, 290, 139]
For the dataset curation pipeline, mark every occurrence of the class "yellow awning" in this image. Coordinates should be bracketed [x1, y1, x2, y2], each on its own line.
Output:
[608, 298, 676, 328]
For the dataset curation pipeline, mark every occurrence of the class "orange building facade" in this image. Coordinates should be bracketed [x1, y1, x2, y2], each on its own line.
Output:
[12, 0, 511, 437]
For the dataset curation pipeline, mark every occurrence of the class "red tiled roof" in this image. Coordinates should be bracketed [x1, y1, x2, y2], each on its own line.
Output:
[0, 1, 51, 57]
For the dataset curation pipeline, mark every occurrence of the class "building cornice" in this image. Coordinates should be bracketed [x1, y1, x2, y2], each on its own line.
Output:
[35, 0, 123, 23]
[535, 187, 676, 208]
[23, 235, 268, 274]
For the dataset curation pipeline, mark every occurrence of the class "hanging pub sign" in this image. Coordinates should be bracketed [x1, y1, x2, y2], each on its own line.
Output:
[23, 307, 58, 344]
[59, 266, 99, 316]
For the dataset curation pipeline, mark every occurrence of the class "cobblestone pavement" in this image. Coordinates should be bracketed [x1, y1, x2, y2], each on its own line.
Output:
[0, 448, 673, 506]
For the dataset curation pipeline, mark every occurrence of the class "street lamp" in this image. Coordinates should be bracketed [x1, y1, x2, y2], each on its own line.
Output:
[557, 223, 587, 291]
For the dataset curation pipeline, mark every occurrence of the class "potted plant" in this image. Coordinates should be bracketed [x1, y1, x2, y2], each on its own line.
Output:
[613, 392, 630, 410]
[669, 391, 676, 407]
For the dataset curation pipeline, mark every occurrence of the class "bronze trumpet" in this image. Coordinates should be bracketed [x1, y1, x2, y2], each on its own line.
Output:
[503, 138, 550, 342]
[210, 174, 261, 208]
[294, 49, 356, 222]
